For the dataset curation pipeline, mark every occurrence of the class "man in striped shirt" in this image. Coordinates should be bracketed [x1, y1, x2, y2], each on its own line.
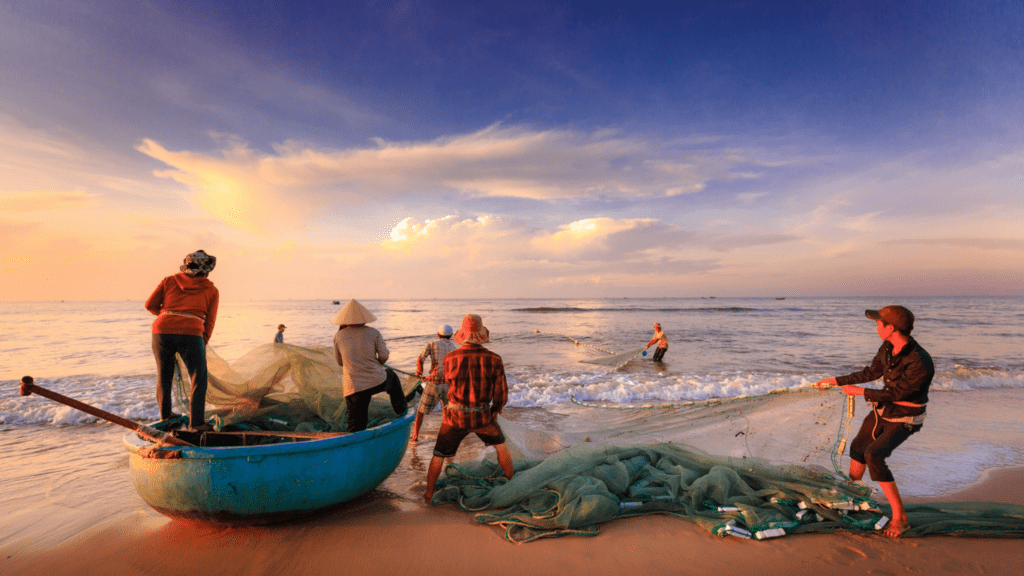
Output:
[424, 314, 514, 502]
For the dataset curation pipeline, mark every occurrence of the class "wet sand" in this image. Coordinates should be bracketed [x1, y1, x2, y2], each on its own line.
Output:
[3, 448, 1023, 576]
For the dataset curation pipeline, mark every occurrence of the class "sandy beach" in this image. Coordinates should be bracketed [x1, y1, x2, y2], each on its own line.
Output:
[4, 297, 1022, 576]
[4, 431, 1023, 576]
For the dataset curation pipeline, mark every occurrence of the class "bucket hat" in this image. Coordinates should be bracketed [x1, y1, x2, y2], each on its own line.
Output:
[454, 314, 489, 344]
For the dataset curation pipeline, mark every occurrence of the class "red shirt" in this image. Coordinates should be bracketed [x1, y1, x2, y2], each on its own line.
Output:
[145, 273, 219, 342]
[442, 343, 508, 429]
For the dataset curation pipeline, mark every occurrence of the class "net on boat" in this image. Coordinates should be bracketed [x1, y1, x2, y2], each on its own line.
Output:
[172, 343, 420, 432]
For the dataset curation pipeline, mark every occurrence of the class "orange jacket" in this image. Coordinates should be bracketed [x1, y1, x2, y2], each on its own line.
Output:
[145, 273, 219, 342]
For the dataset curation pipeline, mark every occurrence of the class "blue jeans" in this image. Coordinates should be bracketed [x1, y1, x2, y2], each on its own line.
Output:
[152, 333, 207, 427]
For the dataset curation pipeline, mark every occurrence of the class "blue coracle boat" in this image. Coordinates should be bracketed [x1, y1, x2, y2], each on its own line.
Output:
[123, 411, 414, 524]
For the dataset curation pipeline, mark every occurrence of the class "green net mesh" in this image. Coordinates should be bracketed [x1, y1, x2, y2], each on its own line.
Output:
[173, 343, 420, 433]
[175, 342, 1024, 541]
[433, 440, 1024, 543]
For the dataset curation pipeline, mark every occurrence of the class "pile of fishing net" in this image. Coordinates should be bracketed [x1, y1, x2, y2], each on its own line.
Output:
[432, 441, 1024, 543]
[172, 343, 420, 433]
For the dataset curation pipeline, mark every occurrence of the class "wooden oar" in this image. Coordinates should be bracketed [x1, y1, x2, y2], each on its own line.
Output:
[19, 376, 194, 447]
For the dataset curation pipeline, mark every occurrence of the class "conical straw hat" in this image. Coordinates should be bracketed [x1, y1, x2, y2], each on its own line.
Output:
[331, 299, 377, 325]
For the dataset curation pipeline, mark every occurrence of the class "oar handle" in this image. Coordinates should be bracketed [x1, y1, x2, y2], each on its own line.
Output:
[19, 376, 194, 447]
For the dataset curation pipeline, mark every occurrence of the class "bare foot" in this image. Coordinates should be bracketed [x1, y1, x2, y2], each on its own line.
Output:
[423, 492, 433, 504]
[883, 518, 910, 538]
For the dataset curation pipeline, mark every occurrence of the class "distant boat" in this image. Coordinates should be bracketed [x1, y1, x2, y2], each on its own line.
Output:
[775, 297, 786, 300]
[332, 300, 340, 305]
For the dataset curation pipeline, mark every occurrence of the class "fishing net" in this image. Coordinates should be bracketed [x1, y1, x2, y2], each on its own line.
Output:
[578, 348, 648, 368]
[432, 441, 1024, 543]
[172, 343, 421, 432]
[430, 332, 1024, 542]
[535, 330, 648, 371]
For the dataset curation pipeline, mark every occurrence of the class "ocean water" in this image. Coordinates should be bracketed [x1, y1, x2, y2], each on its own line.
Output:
[3, 296, 1021, 416]
[1, 296, 1023, 547]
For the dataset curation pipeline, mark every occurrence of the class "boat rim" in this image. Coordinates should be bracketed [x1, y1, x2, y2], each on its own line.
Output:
[123, 409, 414, 458]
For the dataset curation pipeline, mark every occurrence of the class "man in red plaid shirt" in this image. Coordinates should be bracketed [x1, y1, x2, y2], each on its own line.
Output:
[424, 314, 515, 502]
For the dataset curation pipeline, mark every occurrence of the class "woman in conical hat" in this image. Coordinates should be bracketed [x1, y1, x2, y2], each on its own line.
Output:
[331, 298, 377, 326]
[332, 299, 406, 432]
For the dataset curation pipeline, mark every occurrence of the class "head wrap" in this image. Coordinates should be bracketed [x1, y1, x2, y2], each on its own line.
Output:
[454, 314, 489, 344]
[180, 250, 216, 277]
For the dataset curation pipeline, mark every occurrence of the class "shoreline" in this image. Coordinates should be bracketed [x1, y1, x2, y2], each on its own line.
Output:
[907, 464, 1024, 505]
[4, 463, 1023, 576]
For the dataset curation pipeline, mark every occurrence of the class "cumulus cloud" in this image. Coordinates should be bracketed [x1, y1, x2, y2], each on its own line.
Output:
[369, 214, 728, 294]
[137, 124, 793, 235]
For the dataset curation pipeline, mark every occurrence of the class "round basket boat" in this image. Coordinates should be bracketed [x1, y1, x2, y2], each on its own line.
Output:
[123, 411, 414, 524]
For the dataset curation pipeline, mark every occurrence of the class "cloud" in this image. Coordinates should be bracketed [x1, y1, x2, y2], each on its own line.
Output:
[137, 124, 796, 235]
[532, 217, 695, 260]
[704, 234, 801, 253]
[879, 237, 1024, 251]
[371, 214, 728, 295]
[0, 219, 41, 244]
[0, 190, 96, 212]
[737, 192, 769, 203]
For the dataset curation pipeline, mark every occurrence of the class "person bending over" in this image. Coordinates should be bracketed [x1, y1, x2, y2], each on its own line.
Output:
[645, 322, 668, 362]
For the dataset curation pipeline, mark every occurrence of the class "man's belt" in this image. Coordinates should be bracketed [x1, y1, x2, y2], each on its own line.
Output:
[160, 310, 205, 322]
[877, 402, 927, 426]
[446, 402, 490, 413]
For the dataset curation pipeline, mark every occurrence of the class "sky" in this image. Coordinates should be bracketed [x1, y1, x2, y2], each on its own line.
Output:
[1, 0, 1022, 301]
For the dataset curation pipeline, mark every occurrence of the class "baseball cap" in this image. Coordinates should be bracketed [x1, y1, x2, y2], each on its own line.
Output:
[865, 305, 914, 333]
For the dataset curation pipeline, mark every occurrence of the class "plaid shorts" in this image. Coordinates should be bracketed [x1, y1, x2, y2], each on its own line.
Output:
[417, 381, 448, 415]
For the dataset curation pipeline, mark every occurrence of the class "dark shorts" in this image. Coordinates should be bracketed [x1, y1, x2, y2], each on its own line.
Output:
[849, 410, 921, 483]
[433, 419, 506, 458]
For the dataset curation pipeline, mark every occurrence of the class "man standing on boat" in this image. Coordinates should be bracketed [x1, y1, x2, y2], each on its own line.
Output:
[815, 305, 933, 538]
[145, 249, 219, 432]
[424, 314, 515, 502]
[332, 299, 407, 433]
[644, 322, 668, 362]
[274, 324, 286, 343]
[410, 324, 457, 441]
